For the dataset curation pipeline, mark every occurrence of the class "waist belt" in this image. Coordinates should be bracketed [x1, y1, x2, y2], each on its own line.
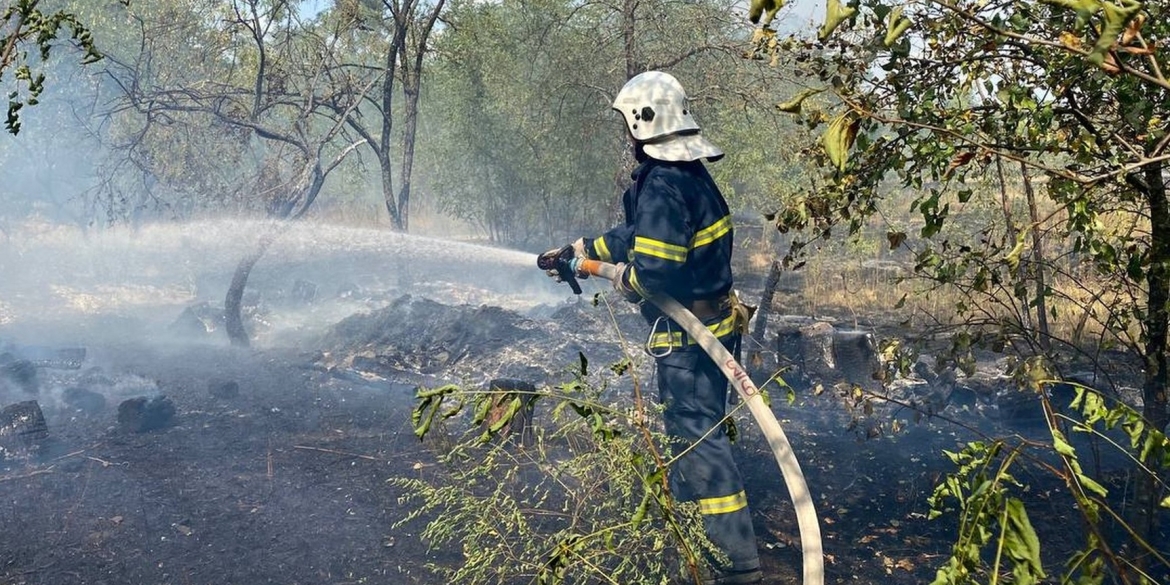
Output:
[683, 295, 729, 321]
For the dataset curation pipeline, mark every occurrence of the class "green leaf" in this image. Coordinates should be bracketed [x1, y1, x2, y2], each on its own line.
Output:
[884, 6, 912, 47]
[748, 0, 786, 26]
[1004, 498, 1046, 580]
[472, 394, 493, 425]
[1041, 0, 1105, 28]
[776, 88, 825, 114]
[1086, 0, 1142, 66]
[1003, 230, 1028, 271]
[823, 111, 859, 171]
[818, 0, 857, 40]
[630, 489, 652, 527]
[1053, 429, 1076, 457]
[411, 384, 460, 439]
[1077, 473, 1109, 497]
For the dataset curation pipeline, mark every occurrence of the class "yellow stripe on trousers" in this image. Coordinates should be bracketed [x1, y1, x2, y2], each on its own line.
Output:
[699, 490, 748, 515]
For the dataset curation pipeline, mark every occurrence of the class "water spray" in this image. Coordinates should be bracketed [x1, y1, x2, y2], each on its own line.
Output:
[537, 249, 825, 585]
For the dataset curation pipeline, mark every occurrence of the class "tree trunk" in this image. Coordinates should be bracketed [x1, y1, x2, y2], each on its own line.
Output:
[1021, 163, 1050, 350]
[995, 157, 1031, 333]
[392, 0, 445, 232]
[1136, 162, 1170, 554]
[379, 21, 403, 230]
[397, 84, 420, 232]
[381, 149, 402, 229]
[224, 250, 262, 348]
[622, 0, 637, 79]
[746, 259, 783, 378]
[224, 230, 277, 347]
[752, 260, 782, 343]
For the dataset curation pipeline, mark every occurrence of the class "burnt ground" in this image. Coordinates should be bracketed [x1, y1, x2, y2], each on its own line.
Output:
[0, 298, 1166, 585]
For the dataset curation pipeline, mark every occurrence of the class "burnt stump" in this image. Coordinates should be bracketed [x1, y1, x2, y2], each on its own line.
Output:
[117, 396, 177, 433]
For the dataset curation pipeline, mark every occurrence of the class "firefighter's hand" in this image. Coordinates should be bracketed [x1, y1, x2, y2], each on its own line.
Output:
[540, 246, 564, 281]
[612, 263, 641, 303]
[540, 241, 589, 282]
[570, 238, 587, 260]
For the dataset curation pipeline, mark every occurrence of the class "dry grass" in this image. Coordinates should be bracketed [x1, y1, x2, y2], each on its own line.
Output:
[746, 249, 1142, 355]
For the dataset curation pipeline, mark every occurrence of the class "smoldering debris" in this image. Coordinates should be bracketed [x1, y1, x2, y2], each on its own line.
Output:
[169, 296, 268, 340]
[0, 401, 48, 461]
[0, 341, 170, 431]
[208, 379, 240, 399]
[1, 345, 91, 399]
[62, 386, 108, 414]
[117, 395, 177, 433]
[169, 302, 225, 336]
[312, 292, 1128, 435]
[0, 357, 39, 395]
[316, 294, 635, 386]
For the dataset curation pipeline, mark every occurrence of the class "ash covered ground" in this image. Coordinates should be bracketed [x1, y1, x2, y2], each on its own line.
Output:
[0, 222, 1162, 585]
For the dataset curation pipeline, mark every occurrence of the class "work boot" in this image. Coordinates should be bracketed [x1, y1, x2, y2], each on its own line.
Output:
[701, 568, 764, 585]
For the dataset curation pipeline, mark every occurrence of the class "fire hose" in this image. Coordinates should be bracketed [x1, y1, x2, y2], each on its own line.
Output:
[537, 249, 824, 585]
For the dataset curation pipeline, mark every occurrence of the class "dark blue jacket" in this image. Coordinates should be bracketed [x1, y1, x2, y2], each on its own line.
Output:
[584, 158, 734, 304]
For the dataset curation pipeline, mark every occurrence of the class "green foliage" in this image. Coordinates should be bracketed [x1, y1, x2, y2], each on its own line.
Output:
[753, 6, 1170, 554]
[419, 0, 801, 247]
[397, 354, 719, 584]
[1, 0, 110, 134]
[927, 384, 1170, 585]
[927, 441, 1040, 585]
[419, 0, 618, 246]
[764, 0, 1170, 284]
[818, 0, 857, 40]
[1065, 384, 1170, 492]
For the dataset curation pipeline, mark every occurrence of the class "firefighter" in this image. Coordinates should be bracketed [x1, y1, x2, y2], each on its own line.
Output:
[547, 71, 763, 585]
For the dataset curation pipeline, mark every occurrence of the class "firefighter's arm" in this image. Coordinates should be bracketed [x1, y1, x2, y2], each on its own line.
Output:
[582, 224, 633, 264]
[622, 173, 690, 298]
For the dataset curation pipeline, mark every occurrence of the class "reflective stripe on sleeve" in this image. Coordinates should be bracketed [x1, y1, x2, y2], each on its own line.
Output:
[627, 266, 650, 298]
[633, 236, 688, 263]
[593, 237, 613, 263]
[690, 215, 732, 249]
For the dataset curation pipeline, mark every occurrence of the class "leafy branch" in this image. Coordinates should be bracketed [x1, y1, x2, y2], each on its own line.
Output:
[397, 352, 724, 584]
[1, 0, 113, 134]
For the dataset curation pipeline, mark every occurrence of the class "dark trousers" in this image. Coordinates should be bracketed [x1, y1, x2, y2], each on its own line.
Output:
[656, 336, 761, 573]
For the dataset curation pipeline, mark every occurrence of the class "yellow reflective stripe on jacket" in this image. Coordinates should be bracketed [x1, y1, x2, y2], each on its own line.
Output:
[633, 236, 688, 263]
[690, 215, 732, 249]
[593, 237, 613, 263]
[647, 314, 738, 349]
[698, 491, 748, 515]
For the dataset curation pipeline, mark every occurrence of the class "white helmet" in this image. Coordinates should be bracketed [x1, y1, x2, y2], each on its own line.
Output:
[612, 71, 723, 162]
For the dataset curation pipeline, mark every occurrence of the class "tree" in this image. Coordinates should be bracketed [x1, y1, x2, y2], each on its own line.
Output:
[419, 0, 618, 246]
[334, 0, 446, 232]
[758, 0, 1169, 576]
[419, 0, 767, 248]
[98, 0, 379, 345]
[1, 0, 108, 134]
